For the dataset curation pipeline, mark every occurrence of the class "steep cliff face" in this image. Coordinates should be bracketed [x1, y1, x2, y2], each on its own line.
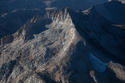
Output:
[0, 1, 125, 83]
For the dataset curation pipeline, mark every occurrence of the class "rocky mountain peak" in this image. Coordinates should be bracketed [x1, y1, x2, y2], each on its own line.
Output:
[0, 0, 125, 83]
[12, 8, 74, 42]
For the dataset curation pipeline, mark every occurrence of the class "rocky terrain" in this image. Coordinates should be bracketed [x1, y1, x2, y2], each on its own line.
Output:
[0, 0, 125, 83]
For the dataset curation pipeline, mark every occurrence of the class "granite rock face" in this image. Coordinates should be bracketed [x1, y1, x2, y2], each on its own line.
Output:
[0, 1, 125, 83]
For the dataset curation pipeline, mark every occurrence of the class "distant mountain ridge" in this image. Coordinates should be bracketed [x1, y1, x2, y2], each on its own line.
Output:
[0, 0, 107, 14]
[95, 0, 125, 24]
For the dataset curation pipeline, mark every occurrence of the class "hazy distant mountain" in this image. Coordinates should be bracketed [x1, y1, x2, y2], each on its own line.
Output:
[95, 0, 125, 24]
[51, 0, 108, 9]
[109, 0, 125, 3]
[0, 1, 125, 83]
[0, 0, 107, 14]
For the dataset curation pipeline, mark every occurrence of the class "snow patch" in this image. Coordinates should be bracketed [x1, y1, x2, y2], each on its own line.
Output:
[89, 53, 107, 72]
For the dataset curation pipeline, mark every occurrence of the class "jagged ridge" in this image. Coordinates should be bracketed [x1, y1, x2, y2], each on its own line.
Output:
[0, 1, 125, 83]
